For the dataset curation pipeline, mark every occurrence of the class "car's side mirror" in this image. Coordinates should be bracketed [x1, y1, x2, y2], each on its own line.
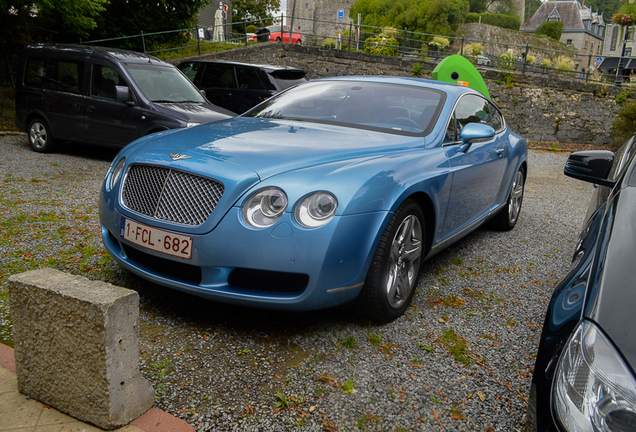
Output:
[115, 85, 131, 102]
[459, 122, 495, 144]
[564, 150, 616, 188]
[200, 89, 207, 98]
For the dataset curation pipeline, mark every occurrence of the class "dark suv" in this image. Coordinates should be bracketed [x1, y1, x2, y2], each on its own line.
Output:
[16, 44, 233, 152]
[177, 60, 308, 114]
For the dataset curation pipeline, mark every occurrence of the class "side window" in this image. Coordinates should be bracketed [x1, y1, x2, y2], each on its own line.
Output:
[25, 58, 46, 88]
[455, 94, 490, 130]
[91, 64, 126, 100]
[445, 113, 459, 142]
[236, 67, 264, 90]
[49, 60, 82, 94]
[488, 102, 504, 132]
[201, 63, 236, 89]
[179, 62, 199, 82]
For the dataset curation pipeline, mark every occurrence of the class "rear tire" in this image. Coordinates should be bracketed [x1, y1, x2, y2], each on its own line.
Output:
[490, 167, 525, 231]
[356, 199, 425, 322]
[28, 118, 55, 153]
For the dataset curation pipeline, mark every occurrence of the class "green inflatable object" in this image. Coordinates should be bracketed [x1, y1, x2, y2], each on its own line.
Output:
[431, 55, 490, 99]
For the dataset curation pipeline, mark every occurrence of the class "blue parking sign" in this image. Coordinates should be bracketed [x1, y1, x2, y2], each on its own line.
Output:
[338, 9, 344, 19]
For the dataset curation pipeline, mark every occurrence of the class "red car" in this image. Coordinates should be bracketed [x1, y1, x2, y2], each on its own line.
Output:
[250, 25, 302, 44]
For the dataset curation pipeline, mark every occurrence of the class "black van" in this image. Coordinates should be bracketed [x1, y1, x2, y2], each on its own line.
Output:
[177, 60, 308, 114]
[15, 44, 234, 152]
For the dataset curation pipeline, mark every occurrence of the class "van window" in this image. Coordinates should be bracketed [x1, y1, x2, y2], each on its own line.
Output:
[92, 64, 125, 100]
[25, 58, 46, 87]
[49, 61, 82, 94]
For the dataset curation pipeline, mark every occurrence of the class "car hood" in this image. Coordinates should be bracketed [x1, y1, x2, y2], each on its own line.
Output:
[117, 117, 427, 234]
[153, 102, 234, 123]
[586, 185, 636, 370]
[126, 117, 425, 181]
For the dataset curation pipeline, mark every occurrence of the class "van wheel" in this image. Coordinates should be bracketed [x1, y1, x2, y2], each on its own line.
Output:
[28, 118, 55, 153]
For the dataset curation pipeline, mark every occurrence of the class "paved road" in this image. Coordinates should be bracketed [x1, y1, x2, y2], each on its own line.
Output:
[0, 134, 594, 431]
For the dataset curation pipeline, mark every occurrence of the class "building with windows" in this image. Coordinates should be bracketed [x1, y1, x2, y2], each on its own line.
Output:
[601, 23, 636, 70]
[521, 0, 605, 70]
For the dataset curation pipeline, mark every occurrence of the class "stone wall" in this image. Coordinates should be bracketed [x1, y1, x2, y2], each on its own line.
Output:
[178, 42, 622, 145]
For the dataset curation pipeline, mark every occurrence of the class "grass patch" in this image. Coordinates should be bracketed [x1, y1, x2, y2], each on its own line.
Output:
[439, 327, 471, 365]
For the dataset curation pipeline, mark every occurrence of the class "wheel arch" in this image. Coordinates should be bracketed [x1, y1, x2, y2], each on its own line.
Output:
[25, 111, 53, 137]
[393, 191, 436, 259]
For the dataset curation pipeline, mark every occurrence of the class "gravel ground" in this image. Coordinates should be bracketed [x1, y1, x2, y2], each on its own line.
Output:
[0, 134, 594, 431]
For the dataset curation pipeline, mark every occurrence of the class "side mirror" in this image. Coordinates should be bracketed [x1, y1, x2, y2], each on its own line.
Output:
[115, 85, 131, 102]
[200, 89, 207, 98]
[459, 122, 495, 144]
[564, 150, 616, 187]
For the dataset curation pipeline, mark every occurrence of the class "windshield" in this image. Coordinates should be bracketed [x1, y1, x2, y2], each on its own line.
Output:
[124, 63, 207, 103]
[244, 80, 445, 135]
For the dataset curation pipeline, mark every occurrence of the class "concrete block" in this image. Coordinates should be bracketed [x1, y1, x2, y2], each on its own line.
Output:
[8, 268, 154, 430]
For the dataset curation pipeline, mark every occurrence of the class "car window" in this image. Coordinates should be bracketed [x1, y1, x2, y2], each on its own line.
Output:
[267, 70, 308, 91]
[446, 94, 500, 140]
[48, 60, 82, 94]
[179, 62, 199, 82]
[236, 66, 264, 90]
[125, 63, 207, 103]
[24, 58, 82, 95]
[25, 58, 46, 88]
[246, 80, 445, 136]
[201, 63, 236, 89]
[92, 64, 126, 100]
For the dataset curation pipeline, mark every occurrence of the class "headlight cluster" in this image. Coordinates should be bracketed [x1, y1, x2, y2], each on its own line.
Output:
[108, 158, 126, 190]
[553, 320, 636, 432]
[243, 188, 337, 229]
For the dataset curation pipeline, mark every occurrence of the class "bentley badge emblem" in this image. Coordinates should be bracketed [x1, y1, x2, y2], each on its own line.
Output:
[169, 153, 192, 161]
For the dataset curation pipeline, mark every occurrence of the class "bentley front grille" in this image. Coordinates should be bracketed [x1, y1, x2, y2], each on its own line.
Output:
[122, 165, 224, 226]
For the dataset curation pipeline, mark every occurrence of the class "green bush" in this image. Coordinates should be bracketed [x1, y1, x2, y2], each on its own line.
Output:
[611, 100, 636, 145]
[465, 13, 520, 30]
[535, 21, 564, 41]
[364, 37, 398, 56]
[526, 54, 536, 65]
[322, 38, 336, 48]
[540, 59, 553, 68]
[555, 56, 574, 71]
[412, 63, 424, 77]
[246, 25, 257, 34]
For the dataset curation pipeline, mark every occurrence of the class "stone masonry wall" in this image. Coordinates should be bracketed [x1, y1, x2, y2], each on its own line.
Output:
[177, 42, 622, 145]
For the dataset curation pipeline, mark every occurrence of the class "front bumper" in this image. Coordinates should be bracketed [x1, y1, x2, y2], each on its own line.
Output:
[100, 198, 389, 311]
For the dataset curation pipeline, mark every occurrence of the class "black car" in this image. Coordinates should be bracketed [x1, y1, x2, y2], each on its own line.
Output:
[527, 137, 636, 431]
[177, 60, 308, 114]
[16, 44, 233, 152]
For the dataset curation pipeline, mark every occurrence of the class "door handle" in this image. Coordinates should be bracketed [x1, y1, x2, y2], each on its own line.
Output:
[496, 148, 505, 156]
[87, 105, 95, 113]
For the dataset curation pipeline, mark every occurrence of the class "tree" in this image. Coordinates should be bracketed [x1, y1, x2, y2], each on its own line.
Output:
[88, 0, 212, 50]
[350, 0, 469, 37]
[1, 0, 107, 49]
[535, 20, 564, 41]
[232, 0, 280, 28]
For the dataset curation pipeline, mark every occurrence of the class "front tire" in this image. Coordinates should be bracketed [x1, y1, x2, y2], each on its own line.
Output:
[490, 167, 525, 231]
[357, 199, 425, 322]
[28, 118, 55, 153]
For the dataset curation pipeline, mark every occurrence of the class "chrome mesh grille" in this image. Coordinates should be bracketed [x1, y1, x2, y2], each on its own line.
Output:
[122, 165, 224, 226]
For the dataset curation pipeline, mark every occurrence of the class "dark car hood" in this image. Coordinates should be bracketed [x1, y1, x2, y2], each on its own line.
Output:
[586, 185, 636, 371]
[154, 102, 233, 123]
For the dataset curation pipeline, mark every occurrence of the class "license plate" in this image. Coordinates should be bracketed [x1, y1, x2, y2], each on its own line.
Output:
[120, 218, 193, 260]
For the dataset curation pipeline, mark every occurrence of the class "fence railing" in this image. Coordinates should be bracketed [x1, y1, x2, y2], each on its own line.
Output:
[0, 16, 630, 88]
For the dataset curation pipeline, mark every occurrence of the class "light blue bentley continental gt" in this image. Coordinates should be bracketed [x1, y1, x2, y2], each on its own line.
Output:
[99, 76, 527, 322]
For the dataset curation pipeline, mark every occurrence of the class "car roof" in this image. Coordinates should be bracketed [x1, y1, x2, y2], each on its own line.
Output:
[179, 59, 306, 74]
[316, 75, 482, 98]
[24, 44, 169, 66]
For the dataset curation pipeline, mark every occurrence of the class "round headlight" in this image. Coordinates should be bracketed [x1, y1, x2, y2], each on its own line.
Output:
[295, 192, 338, 228]
[243, 188, 288, 228]
[109, 158, 126, 190]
